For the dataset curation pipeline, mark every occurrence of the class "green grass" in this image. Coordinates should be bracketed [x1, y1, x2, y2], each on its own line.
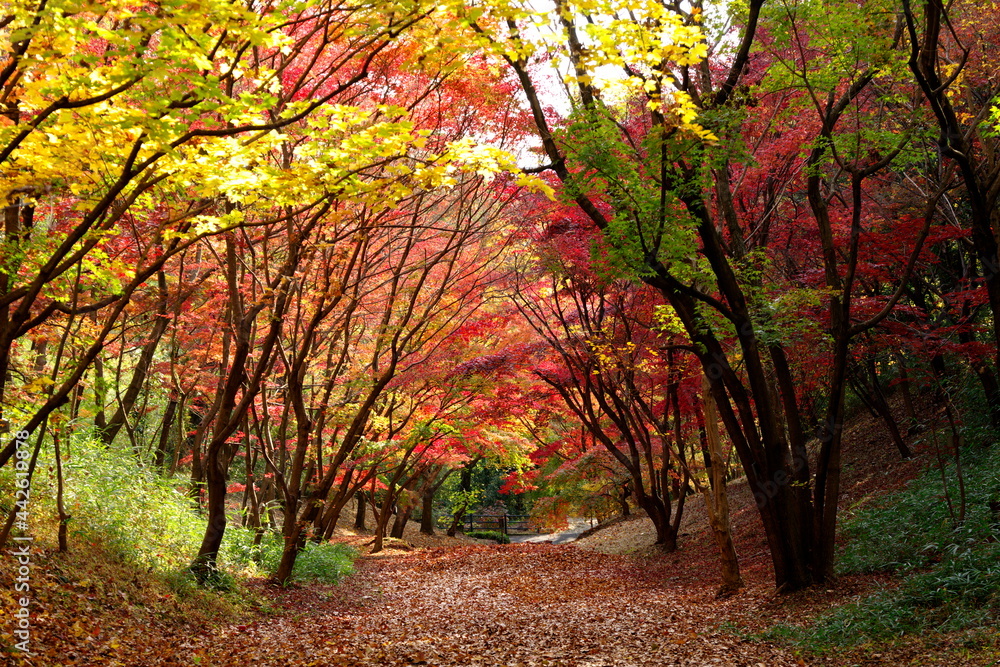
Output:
[289, 541, 356, 584]
[763, 438, 1000, 652]
[222, 528, 356, 584]
[6, 434, 356, 586]
[466, 529, 511, 544]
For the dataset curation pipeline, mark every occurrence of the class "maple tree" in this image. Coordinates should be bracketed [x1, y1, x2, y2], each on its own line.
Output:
[456, 0, 999, 595]
[2, 0, 1000, 644]
[0, 0, 545, 565]
[509, 217, 694, 550]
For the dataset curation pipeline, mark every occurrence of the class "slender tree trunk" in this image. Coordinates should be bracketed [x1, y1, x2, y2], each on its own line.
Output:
[318, 468, 365, 539]
[189, 410, 207, 507]
[354, 490, 367, 530]
[619, 483, 631, 518]
[54, 431, 70, 553]
[447, 502, 469, 537]
[102, 271, 170, 445]
[893, 353, 919, 431]
[372, 488, 396, 553]
[153, 393, 178, 469]
[245, 471, 262, 532]
[849, 367, 912, 459]
[867, 363, 913, 459]
[320, 497, 348, 541]
[701, 375, 742, 595]
[93, 354, 107, 433]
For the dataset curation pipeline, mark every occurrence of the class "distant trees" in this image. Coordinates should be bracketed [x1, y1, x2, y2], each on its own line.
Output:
[509, 221, 694, 551]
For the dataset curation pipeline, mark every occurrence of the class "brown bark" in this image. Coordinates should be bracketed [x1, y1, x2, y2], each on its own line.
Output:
[446, 503, 468, 538]
[848, 362, 912, 459]
[54, 431, 70, 553]
[700, 375, 742, 596]
[102, 271, 170, 445]
[354, 490, 367, 530]
[153, 393, 179, 469]
[420, 489, 436, 535]
[194, 226, 297, 583]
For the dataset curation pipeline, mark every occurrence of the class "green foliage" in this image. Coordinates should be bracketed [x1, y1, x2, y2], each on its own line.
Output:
[288, 542, 357, 585]
[838, 449, 998, 576]
[466, 529, 511, 544]
[14, 433, 356, 587]
[557, 106, 704, 284]
[57, 437, 206, 570]
[223, 530, 355, 585]
[446, 487, 484, 514]
[764, 434, 1000, 650]
[219, 527, 281, 574]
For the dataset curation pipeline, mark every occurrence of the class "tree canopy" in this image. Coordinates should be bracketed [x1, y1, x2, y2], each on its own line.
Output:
[2, 0, 999, 610]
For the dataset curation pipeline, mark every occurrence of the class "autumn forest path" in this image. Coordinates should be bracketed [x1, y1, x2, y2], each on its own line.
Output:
[182, 544, 800, 667]
[508, 518, 592, 544]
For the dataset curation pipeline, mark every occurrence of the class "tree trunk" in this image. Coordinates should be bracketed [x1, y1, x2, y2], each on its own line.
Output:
[372, 487, 397, 553]
[849, 366, 912, 459]
[189, 410, 207, 507]
[54, 431, 70, 553]
[447, 503, 468, 538]
[701, 375, 742, 596]
[893, 353, 919, 432]
[274, 516, 307, 585]
[191, 456, 228, 583]
[153, 394, 178, 469]
[93, 353, 107, 433]
[354, 490, 367, 530]
[420, 489, 435, 535]
[390, 505, 412, 539]
[619, 483, 631, 518]
[102, 271, 170, 445]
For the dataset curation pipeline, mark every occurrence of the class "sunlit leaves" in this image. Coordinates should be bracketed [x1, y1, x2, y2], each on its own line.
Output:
[455, 0, 713, 138]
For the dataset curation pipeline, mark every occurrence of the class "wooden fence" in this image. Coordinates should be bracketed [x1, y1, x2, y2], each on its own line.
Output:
[463, 514, 532, 535]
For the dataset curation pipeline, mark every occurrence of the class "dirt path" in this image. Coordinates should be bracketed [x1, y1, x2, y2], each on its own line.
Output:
[176, 544, 799, 667]
[509, 517, 592, 544]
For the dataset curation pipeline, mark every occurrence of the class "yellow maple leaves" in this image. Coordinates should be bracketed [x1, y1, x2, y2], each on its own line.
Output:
[456, 0, 715, 142]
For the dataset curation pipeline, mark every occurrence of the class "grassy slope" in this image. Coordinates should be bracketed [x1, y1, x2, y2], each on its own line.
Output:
[575, 395, 1000, 665]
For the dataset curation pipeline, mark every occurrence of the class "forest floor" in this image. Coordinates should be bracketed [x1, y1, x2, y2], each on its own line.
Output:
[5, 401, 1000, 665]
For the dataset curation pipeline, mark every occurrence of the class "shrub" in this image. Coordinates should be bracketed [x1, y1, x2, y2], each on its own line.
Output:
[467, 529, 510, 544]
[7, 432, 358, 591]
[292, 541, 356, 584]
[58, 437, 206, 570]
[222, 530, 356, 584]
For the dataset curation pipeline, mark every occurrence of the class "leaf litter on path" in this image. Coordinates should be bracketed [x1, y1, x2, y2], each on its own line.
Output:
[187, 543, 798, 667]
